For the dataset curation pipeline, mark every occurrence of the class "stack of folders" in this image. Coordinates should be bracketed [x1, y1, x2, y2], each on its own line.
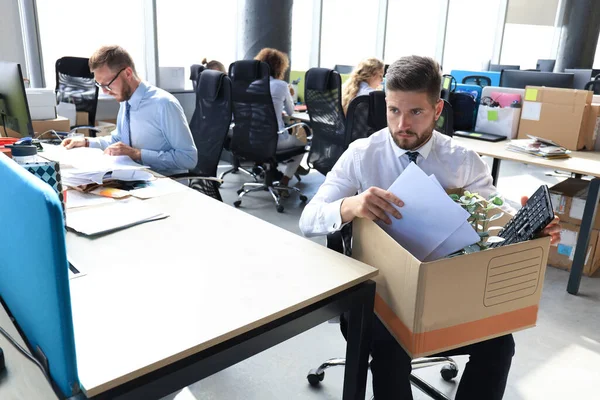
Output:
[506, 135, 571, 159]
[379, 163, 480, 262]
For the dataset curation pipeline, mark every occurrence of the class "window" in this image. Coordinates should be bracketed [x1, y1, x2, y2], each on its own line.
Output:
[443, 0, 504, 73]
[319, 0, 380, 69]
[156, 0, 239, 91]
[35, 0, 146, 89]
[384, 0, 445, 63]
[291, 0, 314, 71]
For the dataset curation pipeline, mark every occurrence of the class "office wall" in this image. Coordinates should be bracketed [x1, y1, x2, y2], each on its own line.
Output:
[506, 0, 559, 26]
[0, 0, 28, 78]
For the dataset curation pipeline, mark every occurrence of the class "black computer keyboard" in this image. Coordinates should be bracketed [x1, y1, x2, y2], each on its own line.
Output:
[489, 185, 554, 248]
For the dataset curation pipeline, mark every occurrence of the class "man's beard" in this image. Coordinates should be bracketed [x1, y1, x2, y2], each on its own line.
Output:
[390, 119, 436, 150]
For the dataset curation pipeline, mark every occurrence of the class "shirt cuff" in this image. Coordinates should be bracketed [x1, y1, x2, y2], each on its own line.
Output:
[140, 149, 157, 167]
[87, 138, 102, 149]
[323, 198, 345, 233]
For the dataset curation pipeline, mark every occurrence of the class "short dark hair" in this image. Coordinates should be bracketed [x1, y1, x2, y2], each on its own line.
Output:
[254, 48, 289, 80]
[385, 56, 441, 105]
[89, 45, 137, 75]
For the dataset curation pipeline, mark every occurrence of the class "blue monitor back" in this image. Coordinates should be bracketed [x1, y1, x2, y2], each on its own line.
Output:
[0, 155, 78, 397]
[450, 70, 501, 87]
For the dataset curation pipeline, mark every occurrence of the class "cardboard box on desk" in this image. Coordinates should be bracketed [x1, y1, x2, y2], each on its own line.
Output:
[549, 178, 600, 230]
[32, 116, 71, 135]
[548, 222, 600, 276]
[352, 216, 550, 358]
[517, 86, 594, 151]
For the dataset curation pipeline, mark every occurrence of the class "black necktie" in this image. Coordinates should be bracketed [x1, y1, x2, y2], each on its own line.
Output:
[406, 151, 419, 164]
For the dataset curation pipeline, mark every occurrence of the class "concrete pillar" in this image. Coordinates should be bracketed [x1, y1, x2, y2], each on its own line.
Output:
[555, 0, 600, 71]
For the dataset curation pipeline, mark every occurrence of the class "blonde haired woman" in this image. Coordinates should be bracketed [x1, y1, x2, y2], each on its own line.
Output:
[341, 58, 385, 113]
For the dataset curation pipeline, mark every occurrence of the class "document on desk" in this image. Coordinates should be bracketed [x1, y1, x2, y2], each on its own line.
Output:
[66, 201, 169, 236]
[65, 189, 116, 209]
[381, 163, 476, 261]
[128, 178, 187, 199]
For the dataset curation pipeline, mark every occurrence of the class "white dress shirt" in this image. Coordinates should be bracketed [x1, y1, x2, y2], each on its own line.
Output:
[356, 81, 375, 97]
[299, 128, 501, 237]
[269, 77, 294, 131]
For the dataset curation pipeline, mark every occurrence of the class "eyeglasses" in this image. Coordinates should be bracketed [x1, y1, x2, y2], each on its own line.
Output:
[94, 67, 126, 92]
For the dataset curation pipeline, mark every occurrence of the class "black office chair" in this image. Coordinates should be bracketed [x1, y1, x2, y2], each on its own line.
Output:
[189, 64, 206, 92]
[304, 68, 346, 175]
[169, 70, 232, 202]
[584, 79, 600, 95]
[436, 100, 454, 137]
[462, 75, 491, 87]
[307, 226, 459, 400]
[536, 59, 556, 72]
[344, 90, 387, 147]
[229, 60, 310, 213]
[55, 56, 99, 135]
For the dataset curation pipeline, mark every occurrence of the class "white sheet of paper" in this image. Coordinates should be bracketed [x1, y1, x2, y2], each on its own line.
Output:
[65, 190, 116, 209]
[381, 163, 471, 261]
[424, 220, 480, 262]
[66, 201, 168, 236]
[129, 179, 187, 199]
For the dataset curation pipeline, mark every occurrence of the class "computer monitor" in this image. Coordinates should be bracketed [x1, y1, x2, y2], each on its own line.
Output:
[500, 70, 574, 89]
[536, 59, 556, 72]
[489, 64, 520, 72]
[0, 62, 33, 138]
[334, 64, 354, 74]
[565, 69, 594, 90]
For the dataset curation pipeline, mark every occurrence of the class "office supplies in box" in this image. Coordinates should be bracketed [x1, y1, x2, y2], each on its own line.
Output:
[26, 88, 57, 120]
[548, 222, 600, 276]
[517, 86, 596, 150]
[352, 205, 550, 358]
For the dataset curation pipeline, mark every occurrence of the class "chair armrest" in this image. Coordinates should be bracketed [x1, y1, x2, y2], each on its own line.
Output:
[279, 122, 313, 139]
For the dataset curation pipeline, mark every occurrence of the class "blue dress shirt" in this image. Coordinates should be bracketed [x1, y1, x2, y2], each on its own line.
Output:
[89, 81, 197, 176]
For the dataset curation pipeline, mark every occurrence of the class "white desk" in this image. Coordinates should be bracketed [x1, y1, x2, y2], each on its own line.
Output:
[0, 303, 58, 400]
[66, 187, 377, 399]
[455, 137, 600, 295]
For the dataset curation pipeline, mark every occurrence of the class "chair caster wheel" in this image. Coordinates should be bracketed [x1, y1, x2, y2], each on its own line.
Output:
[276, 205, 284, 213]
[441, 364, 458, 381]
[299, 195, 308, 202]
[307, 369, 324, 386]
[236, 189, 243, 195]
[234, 200, 241, 208]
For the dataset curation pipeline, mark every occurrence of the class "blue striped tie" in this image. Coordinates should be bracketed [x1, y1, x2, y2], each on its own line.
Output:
[121, 101, 131, 146]
[406, 151, 419, 164]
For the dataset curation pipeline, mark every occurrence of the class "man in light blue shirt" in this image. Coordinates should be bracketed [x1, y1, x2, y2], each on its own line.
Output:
[62, 45, 197, 176]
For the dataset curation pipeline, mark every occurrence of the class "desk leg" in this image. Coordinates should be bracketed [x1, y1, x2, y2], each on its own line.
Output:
[343, 281, 375, 400]
[567, 178, 600, 295]
[491, 158, 501, 187]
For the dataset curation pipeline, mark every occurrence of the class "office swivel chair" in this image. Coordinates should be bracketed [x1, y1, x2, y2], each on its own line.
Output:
[189, 64, 206, 92]
[344, 90, 387, 146]
[307, 226, 459, 400]
[55, 56, 99, 135]
[170, 70, 232, 202]
[536, 59, 556, 72]
[584, 79, 600, 95]
[436, 100, 454, 137]
[304, 68, 346, 175]
[461, 75, 492, 87]
[228, 60, 310, 213]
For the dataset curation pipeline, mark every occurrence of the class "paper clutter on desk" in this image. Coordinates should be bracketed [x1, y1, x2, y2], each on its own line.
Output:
[379, 163, 480, 261]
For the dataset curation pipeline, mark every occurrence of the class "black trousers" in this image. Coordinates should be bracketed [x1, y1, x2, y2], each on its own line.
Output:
[341, 313, 515, 400]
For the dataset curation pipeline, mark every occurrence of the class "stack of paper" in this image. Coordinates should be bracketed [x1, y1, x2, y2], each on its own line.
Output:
[40, 145, 152, 187]
[506, 136, 570, 159]
[66, 201, 168, 236]
[380, 163, 480, 262]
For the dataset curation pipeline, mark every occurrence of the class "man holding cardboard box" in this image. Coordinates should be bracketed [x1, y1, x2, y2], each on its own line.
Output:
[62, 45, 197, 177]
[300, 56, 560, 400]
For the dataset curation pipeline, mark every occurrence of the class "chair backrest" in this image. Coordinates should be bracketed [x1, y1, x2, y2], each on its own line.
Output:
[436, 100, 454, 137]
[55, 56, 99, 126]
[0, 155, 78, 398]
[305, 68, 346, 175]
[345, 90, 387, 147]
[462, 75, 492, 87]
[189, 69, 232, 177]
[229, 60, 279, 163]
[584, 79, 600, 95]
[190, 64, 206, 92]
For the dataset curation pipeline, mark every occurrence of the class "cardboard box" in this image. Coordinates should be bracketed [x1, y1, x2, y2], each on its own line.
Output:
[548, 222, 600, 276]
[517, 86, 593, 151]
[352, 216, 550, 358]
[31, 116, 70, 134]
[549, 178, 600, 230]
